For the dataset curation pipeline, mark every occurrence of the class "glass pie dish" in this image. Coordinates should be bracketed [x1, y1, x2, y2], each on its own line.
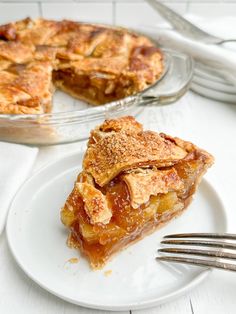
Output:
[0, 49, 193, 146]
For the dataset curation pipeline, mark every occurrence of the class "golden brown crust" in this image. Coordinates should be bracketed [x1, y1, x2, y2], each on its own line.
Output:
[75, 182, 112, 225]
[0, 86, 42, 114]
[12, 18, 60, 45]
[0, 41, 34, 63]
[0, 18, 164, 114]
[87, 116, 143, 145]
[13, 61, 53, 107]
[161, 133, 214, 166]
[0, 61, 53, 114]
[99, 116, 143, 133]
[122, 168, 184, 208]
[0, 70, 17, 84]
[83, 117, 188, 186]
[76, 171, 95, 186]
[0, 22, 17, 41]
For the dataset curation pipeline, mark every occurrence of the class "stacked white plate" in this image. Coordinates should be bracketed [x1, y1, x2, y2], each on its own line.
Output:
[191, 62, 236, 104]
[142, 16, 236, 104]
[185, 16, 236, 104]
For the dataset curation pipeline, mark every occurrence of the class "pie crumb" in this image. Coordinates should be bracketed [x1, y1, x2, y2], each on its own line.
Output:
[68, 258, 79, 264]
[104, 270, 112, 277]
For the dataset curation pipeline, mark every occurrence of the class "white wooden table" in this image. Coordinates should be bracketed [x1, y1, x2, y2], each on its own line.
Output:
[1, 0, 236, 312]
[1, 91, 236, 314]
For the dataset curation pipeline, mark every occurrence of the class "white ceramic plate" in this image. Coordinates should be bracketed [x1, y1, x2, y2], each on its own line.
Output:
[191, 81, 236, 104]
[6, 152, 227, 311]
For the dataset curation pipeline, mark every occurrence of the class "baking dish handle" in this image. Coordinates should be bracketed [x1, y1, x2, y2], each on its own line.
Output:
[140, 49, 194, 106]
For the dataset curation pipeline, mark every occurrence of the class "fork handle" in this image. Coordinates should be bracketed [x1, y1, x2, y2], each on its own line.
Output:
[219, 39, 236, 44]
[157, 256, 236, 272]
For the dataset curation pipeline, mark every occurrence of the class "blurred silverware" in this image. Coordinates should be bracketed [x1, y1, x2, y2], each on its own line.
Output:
[146, 0, 236, 45]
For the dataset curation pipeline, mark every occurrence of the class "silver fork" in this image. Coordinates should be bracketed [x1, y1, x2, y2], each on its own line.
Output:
[146, 0, 236, 45]
[157, 233, 236, 272]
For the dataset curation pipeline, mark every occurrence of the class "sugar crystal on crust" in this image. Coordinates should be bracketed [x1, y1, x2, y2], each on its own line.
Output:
[83, 118, 188, 186]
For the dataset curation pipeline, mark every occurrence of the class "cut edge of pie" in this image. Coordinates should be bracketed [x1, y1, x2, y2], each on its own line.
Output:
[61, 116, 214, 269]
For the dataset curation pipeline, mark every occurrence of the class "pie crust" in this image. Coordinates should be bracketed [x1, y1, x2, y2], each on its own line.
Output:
[61, 116, 214, 269]
[0, 18, 164, 114]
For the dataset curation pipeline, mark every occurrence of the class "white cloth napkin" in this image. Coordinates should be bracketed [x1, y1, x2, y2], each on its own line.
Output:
[137, 16, 236, 85]
[0, 142, 38, 235]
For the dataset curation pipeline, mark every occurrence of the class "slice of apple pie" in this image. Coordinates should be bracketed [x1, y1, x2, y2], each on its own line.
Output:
[61, 116, 214, 269]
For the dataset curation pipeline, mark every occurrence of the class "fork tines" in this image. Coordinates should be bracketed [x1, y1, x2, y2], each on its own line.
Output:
[157, 233, 236, 272]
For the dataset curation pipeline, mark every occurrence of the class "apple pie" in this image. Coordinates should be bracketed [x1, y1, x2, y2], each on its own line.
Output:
[61, 116, 214, 269]
[0, 18, 164, 114]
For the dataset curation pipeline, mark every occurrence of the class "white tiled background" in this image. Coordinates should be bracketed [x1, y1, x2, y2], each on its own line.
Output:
[0, 1, 235, 26]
